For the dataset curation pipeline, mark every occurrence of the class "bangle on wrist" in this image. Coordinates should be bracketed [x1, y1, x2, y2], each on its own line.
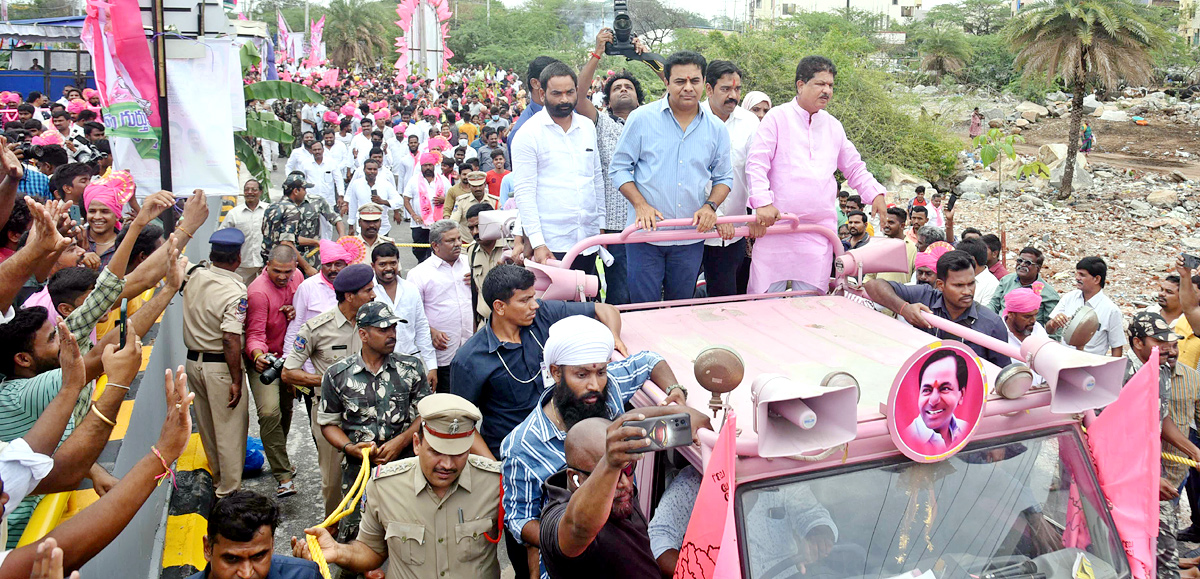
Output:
[590, 51, 602, 60]
[91, 402, 116, 426]
[106, 383, 130, 390]
[342, 442, 353, 454]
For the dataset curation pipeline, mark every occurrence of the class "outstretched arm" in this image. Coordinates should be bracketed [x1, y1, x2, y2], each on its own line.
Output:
[0, 367, 194, 578]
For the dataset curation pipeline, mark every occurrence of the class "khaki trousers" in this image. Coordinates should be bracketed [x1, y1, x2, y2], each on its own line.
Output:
[186, 358, 249, 497]
[247, 368, 293, 483]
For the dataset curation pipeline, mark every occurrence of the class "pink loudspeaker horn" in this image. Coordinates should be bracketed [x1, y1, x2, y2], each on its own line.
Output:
[524, 260, 599, 302]
[836, 237, 911, 278]
[1021, 335, 1127, 413]
[751, 373, 858, 458]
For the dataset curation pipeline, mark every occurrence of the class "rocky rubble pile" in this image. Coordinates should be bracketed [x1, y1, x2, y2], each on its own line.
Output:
[935, 167, 1200, 314]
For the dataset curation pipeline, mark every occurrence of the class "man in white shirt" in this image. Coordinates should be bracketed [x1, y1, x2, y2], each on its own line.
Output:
[700, 61, 759, 297]
[301, 102, 326, 134]
[320, 129, 353, 183]
[959, 238, 999, 307]
[369, 242, 438, 387]
[349, 116, 376, 163]
[386, 133, 416, 193]
[285, 131, 316, 175]
[351, 148, 396, 186]
[346, 159, 402, 237]
[335, 118, 354, 150]
[218, 179, 269, 285]
[408, 109, 435, 145]
[513, 62, 604, 274]
[406, 220, 474, 391]
[301, 141, 346, 222]
[402, 153, 453, 263]
[1047, 256, 1126, 357]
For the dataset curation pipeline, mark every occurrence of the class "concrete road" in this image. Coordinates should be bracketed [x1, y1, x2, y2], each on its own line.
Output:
[237, 157, 516, 577]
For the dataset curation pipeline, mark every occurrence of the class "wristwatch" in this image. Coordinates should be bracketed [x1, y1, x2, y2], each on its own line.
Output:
[665, 384, 689, 399]
[703, 200, 718, 213]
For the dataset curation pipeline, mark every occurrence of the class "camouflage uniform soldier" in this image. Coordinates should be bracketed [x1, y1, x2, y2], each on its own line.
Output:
[318, 300, 432, 542]
[261, 171, 346, 271]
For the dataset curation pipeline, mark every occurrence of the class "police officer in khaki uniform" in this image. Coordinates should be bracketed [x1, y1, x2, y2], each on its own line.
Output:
[351, 203, 396, 258]
[182, 228, 249, 498]
[281, 263, 376, 518]
[292, 393, 502, 579]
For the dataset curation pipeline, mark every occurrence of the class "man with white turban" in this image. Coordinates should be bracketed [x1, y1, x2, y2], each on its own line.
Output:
[499, 315, 706, 579]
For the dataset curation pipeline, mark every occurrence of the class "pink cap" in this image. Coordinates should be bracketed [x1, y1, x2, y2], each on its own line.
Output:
[322, 110, 338, 123]
[340, 103, 355, 116]
[373, 110, 388, 121]
[349, 89, 360, 97]
[318, 239, 352, 264]
[418, 152, 440, 165]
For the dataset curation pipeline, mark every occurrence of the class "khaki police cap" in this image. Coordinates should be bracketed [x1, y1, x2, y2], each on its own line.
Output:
[418, 393, 482, 455]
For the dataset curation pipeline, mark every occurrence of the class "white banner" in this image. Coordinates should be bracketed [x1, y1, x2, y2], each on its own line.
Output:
[115, 38, 240, 198]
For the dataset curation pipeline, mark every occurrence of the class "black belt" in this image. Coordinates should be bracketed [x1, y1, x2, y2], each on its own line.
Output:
[186, 350, 226, 363]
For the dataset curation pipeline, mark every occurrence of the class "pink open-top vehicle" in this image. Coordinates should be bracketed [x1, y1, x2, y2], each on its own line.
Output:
[537, 213, 1136, 579]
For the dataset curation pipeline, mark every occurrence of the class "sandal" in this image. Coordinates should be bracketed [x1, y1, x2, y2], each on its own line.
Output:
[276, 479, 297, 498]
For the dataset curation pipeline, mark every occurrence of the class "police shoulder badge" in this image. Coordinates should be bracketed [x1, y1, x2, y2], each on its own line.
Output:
[293, 336, 307, 353]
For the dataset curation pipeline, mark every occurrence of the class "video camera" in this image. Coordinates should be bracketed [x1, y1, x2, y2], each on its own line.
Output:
[604, 0, 665, 73]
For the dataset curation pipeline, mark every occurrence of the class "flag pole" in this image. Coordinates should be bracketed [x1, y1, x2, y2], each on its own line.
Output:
[150, 0, 176, 233]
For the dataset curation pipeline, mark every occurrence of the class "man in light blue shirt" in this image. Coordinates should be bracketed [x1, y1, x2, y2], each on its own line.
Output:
[609, 51, 734, 303]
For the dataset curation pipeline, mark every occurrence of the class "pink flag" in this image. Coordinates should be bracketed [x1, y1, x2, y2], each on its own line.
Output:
[276, 9, 291, 63]
[1087, 350, 1160, 579]
[675, 413, 737, 579]
[81, 0, 161, 158]
[309, 16, 325, 62]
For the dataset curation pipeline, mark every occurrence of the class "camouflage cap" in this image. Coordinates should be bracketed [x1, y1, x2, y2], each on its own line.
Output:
[1129, 311, 1180, 342]
[356, 301, 406, 328]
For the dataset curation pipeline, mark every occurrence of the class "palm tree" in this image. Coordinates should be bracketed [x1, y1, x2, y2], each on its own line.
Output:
[919, 27, 973, 79]
[1007, 0, 1167, 198]
[324, 0, 393, 68]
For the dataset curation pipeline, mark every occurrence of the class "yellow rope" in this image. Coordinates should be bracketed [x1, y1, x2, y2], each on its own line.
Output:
[308, 447, 372, 579]
[1164, 452, 1199, 468]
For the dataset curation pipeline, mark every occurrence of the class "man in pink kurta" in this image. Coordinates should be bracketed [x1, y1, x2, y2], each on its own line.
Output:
[746, 56, 888, 294]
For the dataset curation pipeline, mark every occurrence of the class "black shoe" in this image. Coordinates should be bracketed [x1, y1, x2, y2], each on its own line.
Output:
[1179, 525, 1200, 543]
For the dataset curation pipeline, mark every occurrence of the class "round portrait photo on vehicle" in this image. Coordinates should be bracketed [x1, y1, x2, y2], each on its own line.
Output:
[888, 342, 987, 463]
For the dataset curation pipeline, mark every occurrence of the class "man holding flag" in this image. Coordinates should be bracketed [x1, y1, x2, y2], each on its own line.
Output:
[1120, 312, 1200, 579]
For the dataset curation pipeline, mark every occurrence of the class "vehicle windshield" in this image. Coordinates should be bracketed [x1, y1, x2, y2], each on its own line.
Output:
[736, 427, 1128, 579]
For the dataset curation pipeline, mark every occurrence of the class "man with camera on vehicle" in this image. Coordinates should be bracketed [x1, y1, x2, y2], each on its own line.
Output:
[245, 244, 303, 498]
[539, 415, 661, 578]
[499, 315, 704, 579]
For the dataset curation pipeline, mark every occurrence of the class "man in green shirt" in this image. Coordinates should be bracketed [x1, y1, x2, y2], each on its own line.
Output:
[988, 246, 1060, 327]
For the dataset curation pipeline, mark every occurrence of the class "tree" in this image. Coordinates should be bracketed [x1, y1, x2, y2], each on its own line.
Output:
[918, 27, 973, 78]
[964, 34, 1017, 90]
[627, 0, 707, 50]
[960, 0, 1010, 35]
[1007, 0, 1168, 197]
[323, 0, 394, 68]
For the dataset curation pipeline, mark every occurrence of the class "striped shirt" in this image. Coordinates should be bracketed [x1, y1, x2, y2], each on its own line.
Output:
[499, 350, 664, 562]
[1163, 362, 1200, 486]
[608, 98, 733, 245]
[16, 166, 49, 200]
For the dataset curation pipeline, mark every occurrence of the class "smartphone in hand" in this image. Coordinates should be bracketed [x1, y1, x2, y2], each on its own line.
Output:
[624, 413, 692, 453]
[1183, 253, 1200, 270]
[118, 299, 128, 348]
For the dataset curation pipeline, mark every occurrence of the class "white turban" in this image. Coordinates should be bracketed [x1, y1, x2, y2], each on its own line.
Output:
[541, 316, 614, 387]
[741, 90, 772, 111]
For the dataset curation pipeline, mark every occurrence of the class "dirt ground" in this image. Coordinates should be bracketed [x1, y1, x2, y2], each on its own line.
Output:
[1014, 115, 1200, 180]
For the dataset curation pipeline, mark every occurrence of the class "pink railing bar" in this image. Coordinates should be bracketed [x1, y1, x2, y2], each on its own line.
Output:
[919, 311, 1025, 362]
[558, 214, 844, 269]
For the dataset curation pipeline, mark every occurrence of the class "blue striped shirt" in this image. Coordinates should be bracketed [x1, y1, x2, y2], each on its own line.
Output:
[608, 98, 733, 243]
[17, 167, 49, 200]
[499, 350, 665, 561]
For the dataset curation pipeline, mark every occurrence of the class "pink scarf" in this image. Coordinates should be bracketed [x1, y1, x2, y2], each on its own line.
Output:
[415, 175, 445, 223]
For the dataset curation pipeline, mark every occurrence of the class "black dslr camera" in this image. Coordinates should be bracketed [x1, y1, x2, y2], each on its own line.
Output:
[259, 354, 285, 384]
[604, 0, 665, 72]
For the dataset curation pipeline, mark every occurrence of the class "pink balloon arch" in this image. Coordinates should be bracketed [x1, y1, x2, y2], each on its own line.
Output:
[395, 0, 453, 83]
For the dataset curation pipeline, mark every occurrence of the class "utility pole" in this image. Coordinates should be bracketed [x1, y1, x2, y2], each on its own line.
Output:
[303, 0, 309, 56]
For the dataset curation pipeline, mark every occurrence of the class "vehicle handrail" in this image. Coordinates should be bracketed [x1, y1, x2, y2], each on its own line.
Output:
[559, 214, 844, 269]
[919, 311, 1024, 362]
